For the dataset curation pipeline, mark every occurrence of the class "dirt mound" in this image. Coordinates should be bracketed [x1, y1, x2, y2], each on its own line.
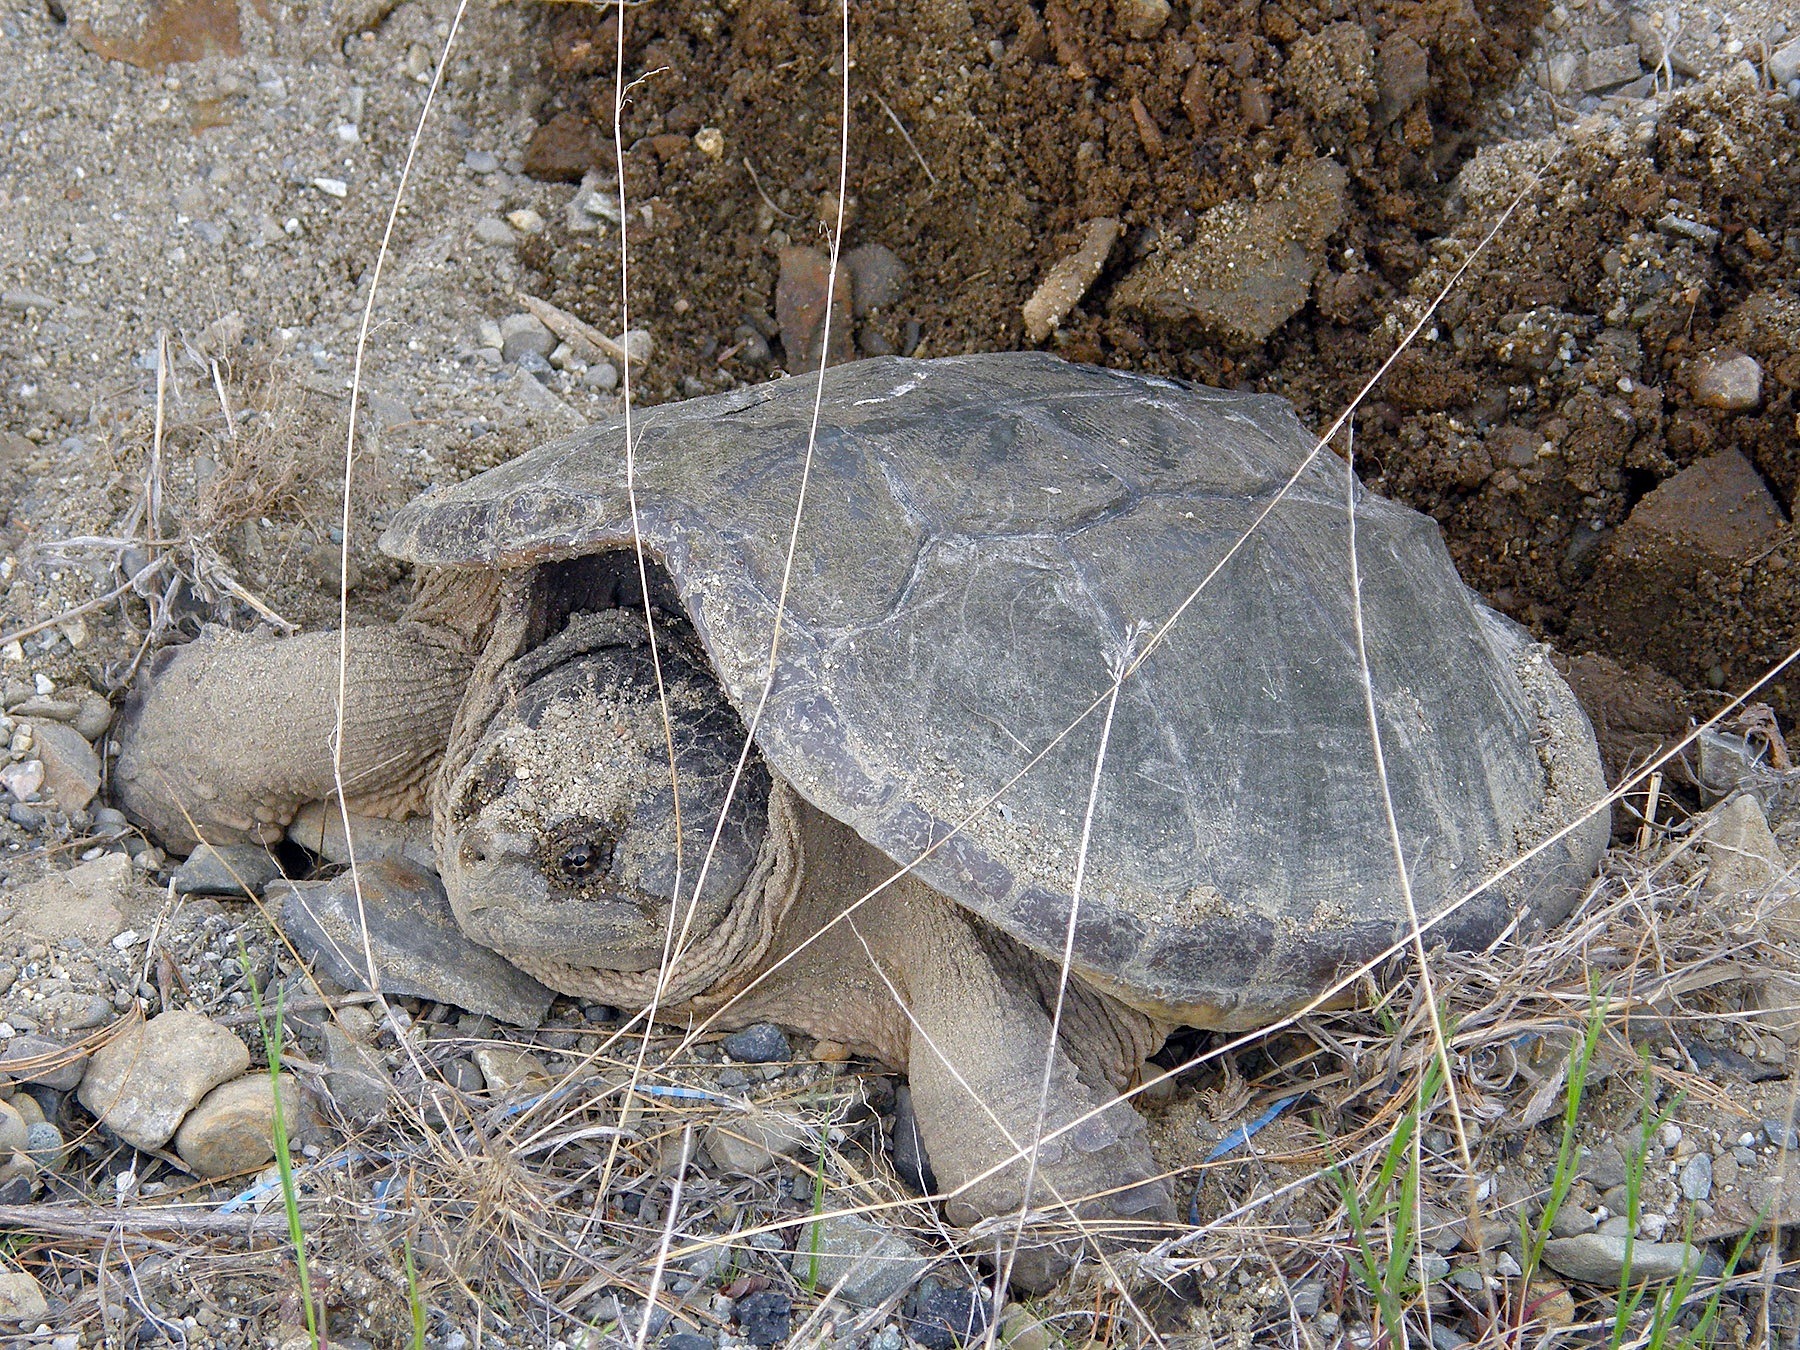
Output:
[512, 2, 1795, 746]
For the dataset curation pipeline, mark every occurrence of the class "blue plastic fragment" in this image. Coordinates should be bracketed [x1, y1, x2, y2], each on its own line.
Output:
[1188, 1093, 1304, 1225]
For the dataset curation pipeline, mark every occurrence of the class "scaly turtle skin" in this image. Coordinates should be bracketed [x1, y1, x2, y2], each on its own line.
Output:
[116, 352, 1607, 1284]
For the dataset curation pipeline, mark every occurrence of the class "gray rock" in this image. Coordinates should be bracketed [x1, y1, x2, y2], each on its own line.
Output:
[276, 858, 555, 1025]
[1549, 1204, 1597, 1238]
[474, 216, 516, 248]
[1430, 1326, 1471, 1350]
[173, 842, 281, 896]
[890, 1083, 937, 1195]
[1688, 352, 1762, 412]
[1770, 38, 1800, 87]
[464, 149, 501, 173]
[499, 313, 556, 364]
[0, 1270, 47, 1320]
[77, 1010, 250, 1150]
[1541, 1232, 1717, 1284]
[723, 1023, 790, 1064]
[1578, 1142, 1628, 1190]
[1679, 1152, 1713, 1201]
[1764, 1118, 1798, 1150]
[906, 1278, 991, 1349]
[844, 244, 908, 316]
[0, 1035, 87, 1092]
[10, 697, 80, 722]
[286, 801, 435, 871]
[23, 1120, 64, 1170]
[1, 291, 56, 313]
[7, 804, 41, 830]
[704, 1107, 814, 1173]
[583, 360, 619, 391]
[30, 721, 99, 811]
[1579, 44, 1643, 90]
[791, 1212, 932, 1305]
[1288, 1279, 1324, 1318]
[734, 1290, 790, 1347]
[0, 759, 43, 801]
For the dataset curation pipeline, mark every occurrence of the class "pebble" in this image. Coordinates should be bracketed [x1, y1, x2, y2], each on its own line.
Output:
[78, 1010, 250, 1150]
[30, 721, 98, 811]
[905, 1278, 990, 1349]
[1430, 1327, 1472, 1350]
[1579, 44, 1642, 89]
[734, 1290, 790, 1347]
[505, 208, 545, 234]
[463, 149, 501, 173]
[7, 803, 41, 830]
[0, 1271, 47, 1320]
[1764, 1119, 1799, 1150]
[0, 759, 43, 801]
[723, 1023, 790, 1063]
[1679, 1152, 1713, 1201]
[1116, 0, 1170, 39]
[499, 313, 556, 364]
[1541, 1232, 1717, 1283]
[276, 859, 554, 1025]
[174, 1073, 302, 1177]
[472, 1045, 551, 1093]
[312, 177, 348, 198]
[473, 216, 516, 248]
[1688, 352, 1762, 411]
[843, 244, 908, 317]
[0, 1099, 27, 1155]
[788, 1212, 931, 1305]
[1772, 38, 1800, 86]
[0, 1035, 90, 1093]
[172, 842, 281, 896]
[1, 290, 57, 313]
[316, 1027, 389, 1125]
[1287, 1280, 1324, 1319]
[666, 1335, 712, 1350]
[1021, 217, 1119, 343]
[583, 360, 619, 391]
[704, 1106, 813, 1173]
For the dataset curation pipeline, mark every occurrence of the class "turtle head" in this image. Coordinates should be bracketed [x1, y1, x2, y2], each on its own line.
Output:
[441, 611, 774, 976]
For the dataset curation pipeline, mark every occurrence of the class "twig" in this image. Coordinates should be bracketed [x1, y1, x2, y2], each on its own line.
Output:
[518, 294, 632, 368]
[870, 90, 937, 186]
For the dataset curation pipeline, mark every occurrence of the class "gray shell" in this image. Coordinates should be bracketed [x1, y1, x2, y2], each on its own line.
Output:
[383, 353, 1607, 1025]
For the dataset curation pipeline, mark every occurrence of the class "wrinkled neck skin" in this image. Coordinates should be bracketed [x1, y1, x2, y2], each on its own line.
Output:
[438, 607, 799, 1008]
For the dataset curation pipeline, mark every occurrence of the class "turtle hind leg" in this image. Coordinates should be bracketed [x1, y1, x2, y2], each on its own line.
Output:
[115, 623, 472, 852]
[858, 877, 1175, 1291]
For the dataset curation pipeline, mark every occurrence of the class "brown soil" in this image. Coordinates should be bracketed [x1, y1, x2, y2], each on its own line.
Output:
[513, 0, 1798, 763]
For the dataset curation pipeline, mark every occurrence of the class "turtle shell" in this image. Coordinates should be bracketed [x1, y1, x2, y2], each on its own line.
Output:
[382, 353, 1607, 1025]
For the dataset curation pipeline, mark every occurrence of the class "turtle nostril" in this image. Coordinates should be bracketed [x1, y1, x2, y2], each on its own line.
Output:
[459, 836, 488, 868]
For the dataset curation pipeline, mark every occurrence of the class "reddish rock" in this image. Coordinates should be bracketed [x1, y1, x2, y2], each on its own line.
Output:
[522, 111, 607, 183]
[775, 247, 855, 369]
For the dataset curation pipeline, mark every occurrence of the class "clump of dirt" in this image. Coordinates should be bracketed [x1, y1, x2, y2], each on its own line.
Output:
[513, 0, 1796, 752]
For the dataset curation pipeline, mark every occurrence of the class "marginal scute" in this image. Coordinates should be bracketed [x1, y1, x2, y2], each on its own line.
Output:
[384, 352, 1609, 1017]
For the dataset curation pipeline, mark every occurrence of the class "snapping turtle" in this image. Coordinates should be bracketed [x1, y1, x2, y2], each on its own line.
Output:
[117, 352, 1607, 1272]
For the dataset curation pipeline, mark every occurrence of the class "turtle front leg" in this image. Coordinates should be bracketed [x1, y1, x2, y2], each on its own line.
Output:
[115, 624, 471, 852]
[858, 878, 1175, 1289]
